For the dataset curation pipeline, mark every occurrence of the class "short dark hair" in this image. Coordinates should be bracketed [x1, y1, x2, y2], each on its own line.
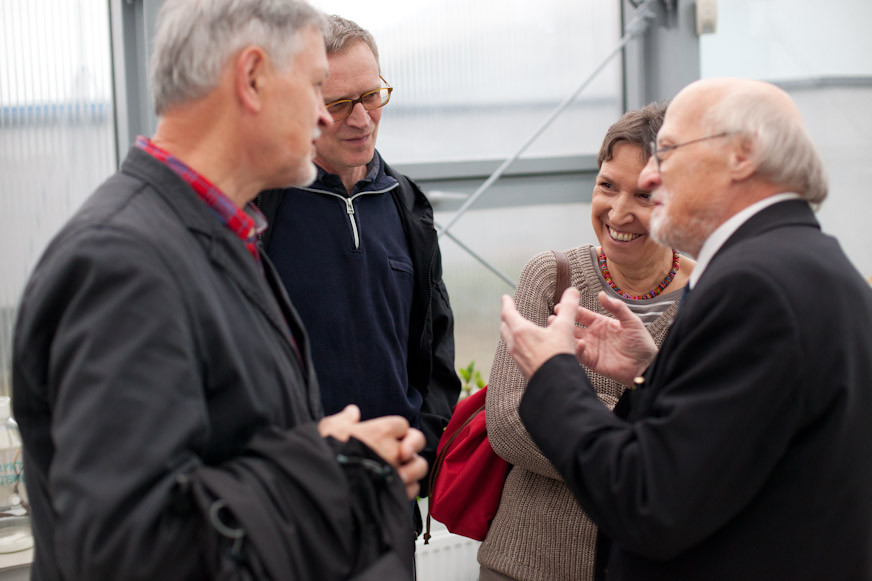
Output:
[597, 100, 669, 168]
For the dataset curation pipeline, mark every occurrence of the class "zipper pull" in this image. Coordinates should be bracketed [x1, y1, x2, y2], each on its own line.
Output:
[344, 197, 360, 249]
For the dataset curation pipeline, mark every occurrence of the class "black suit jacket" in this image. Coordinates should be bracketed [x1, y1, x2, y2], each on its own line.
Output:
[520, 200, 872, 580]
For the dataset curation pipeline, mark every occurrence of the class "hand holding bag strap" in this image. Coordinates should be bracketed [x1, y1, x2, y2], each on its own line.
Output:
[552, 250, 572, 305]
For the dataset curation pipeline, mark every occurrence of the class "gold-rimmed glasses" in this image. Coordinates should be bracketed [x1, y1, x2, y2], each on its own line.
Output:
[324, 76, 392, 122]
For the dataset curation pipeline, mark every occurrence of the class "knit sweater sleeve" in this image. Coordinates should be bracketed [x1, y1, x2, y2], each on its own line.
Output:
[485, 249, 572, 479]
[486, 245, 643, 479]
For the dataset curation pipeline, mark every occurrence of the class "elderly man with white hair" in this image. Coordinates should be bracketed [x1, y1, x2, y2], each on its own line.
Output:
[500, 78, 872, 580]
[12, 1, 425, 579]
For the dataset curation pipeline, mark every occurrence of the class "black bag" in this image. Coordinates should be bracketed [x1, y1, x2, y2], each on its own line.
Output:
[181, 426, 414, 580]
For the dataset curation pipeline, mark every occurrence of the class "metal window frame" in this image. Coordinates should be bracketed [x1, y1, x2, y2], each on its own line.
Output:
[109, 0, 161, 165]
[108, 0, 703, 287]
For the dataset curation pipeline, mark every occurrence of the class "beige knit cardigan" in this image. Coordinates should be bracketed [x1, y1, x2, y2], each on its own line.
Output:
[477, 244, 680, 581]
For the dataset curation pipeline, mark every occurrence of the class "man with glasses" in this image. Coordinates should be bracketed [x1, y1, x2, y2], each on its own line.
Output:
[498, 78, 872, 579]
[12, 1, 429, 579]
[258, 15, 460, 538]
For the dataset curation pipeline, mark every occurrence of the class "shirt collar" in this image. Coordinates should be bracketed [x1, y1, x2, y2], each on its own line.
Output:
[688, 192, 803, 290]
[134, 135, 266, 263]
[313, 150, 396, 196]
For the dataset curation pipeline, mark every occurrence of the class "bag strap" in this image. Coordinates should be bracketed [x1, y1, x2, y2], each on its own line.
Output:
[552, 250, 572, 305]
[424, 400, 486, 544]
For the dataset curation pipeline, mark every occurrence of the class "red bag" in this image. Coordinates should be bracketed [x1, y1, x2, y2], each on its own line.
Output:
[424, 385, 510, 542]
[424, 250, 572, 543]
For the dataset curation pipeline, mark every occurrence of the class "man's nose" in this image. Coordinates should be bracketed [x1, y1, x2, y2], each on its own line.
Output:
[345, 101, 370, 126]
[637, 156, 661, 191]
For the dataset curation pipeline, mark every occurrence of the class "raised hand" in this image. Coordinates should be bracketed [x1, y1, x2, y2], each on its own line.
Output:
[500, 286, 580, 378]
[570, 291, 658, 384]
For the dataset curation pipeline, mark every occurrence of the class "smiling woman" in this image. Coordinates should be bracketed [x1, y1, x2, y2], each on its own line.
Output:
[591, 141, 689, 299]
[478, 101, 695, 581]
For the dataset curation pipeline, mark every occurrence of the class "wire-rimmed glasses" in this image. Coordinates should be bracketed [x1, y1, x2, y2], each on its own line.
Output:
[650, 132, 730, 170]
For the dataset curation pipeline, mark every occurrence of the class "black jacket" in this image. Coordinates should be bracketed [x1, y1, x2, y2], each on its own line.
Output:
[258, 158, 460, 492]
[521, 201, 872, 580]
[13, 148, 412, 580]
[187, 427, 413, 580]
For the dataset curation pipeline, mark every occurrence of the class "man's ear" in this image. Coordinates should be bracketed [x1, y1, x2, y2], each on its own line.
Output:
[235, 46, 268, 113]
[728, 134, 758, 182]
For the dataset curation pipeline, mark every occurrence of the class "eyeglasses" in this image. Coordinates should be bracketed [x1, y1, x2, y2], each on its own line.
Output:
[650, 132, 730, 170]
[324, 76, 392, 122]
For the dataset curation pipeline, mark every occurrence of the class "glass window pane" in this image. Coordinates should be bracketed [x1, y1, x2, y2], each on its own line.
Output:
[308, 0, 622, 379]
[436, 203, 596, 382]
[0, 0, 115, 395]
[700, 0, 872, 80]
[310, 0, 623, 163]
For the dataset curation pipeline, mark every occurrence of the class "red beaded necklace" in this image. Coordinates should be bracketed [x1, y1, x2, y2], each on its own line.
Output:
[598, 247, 680, 300]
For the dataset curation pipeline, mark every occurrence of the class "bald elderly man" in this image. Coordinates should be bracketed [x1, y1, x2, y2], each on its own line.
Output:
[500, 78, 872, 580]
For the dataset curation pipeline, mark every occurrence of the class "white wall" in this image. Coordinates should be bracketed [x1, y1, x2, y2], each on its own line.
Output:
[699, 0, 872, 279]
[700, 0, 872, 81]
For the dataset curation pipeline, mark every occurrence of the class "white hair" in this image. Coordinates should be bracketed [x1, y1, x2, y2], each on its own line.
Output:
[150, 0, 326, 116]
[703, 88, 828, 206]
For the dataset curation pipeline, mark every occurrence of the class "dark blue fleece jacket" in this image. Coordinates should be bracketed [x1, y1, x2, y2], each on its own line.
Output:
[266, 152, 422, 426]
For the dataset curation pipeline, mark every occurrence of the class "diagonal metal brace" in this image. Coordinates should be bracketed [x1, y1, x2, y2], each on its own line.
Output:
[436, 0, 657, 252]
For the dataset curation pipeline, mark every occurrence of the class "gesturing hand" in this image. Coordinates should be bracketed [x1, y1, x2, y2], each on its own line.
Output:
[569, 291, 658, 384]
[500, 286, 580, 378]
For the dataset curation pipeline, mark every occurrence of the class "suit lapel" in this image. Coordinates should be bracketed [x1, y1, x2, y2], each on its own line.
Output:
[203, 234, 298, 350]
[628, 200, 819, 418]
[122, 148, 303, 372]
[261, 254, 324, 417]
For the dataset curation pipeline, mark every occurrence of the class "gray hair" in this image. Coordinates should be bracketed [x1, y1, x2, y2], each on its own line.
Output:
[703, 89, 828, 206]
[323, 14, 379, 67]
[150, 0, 326, 116]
